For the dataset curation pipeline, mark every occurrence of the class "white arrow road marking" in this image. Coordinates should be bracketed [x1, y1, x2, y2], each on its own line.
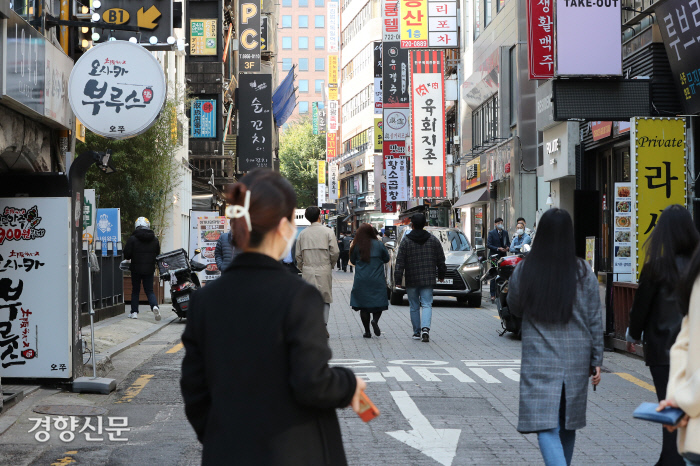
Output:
[386, 391, 461, 466]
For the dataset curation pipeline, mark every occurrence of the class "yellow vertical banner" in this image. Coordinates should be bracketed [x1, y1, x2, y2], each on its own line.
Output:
[328, 55, 338, 100]
[400, 0, 428, 48]
[631, 117, 687, 280]
[374, 117, 383, 151]
[318, 160, 326, 184]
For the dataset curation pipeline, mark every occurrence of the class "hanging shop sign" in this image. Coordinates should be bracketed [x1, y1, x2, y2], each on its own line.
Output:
[0, 198, 72, 378]
[329, 162, 339, 200]
[427, 0, 458, 48]
[328, 55, 339, 101]
[380, 182, 397, 213]
[383, 108, 410, 141]
[260, 16, 268, 51]
[313, 102, 319, 135]
[630, 117, 687, 281]
[44, 41, 74, 130]
[382, 0, 401, 41]
[318, 109, 327, 135]
[96, 1, 173, 45]
[463, 157, 482, 190]
[318, 160, 326, 185]
[328, 101, 339, 133]
[374, 117, 384, 151]
[94, 208, 121, 248]
[400, 0, 428, 48]
[68, 41, 166, 139]
[383, 140, 407, 158]
[555, 0, 621, 76]
[239, 0, 262, 71]
[382, 42, 410, 107]
[411, 50, 446, 198]
[526, 0, 554, 79]
[197, 217, 227, 285]
[190, 19, 217, 56]
[374, 42, 383, 114]
[238, 74, 273, 170]
[613, 182, 633, 281]
[656, 0, 700, 114]
[326, 132, 338, 160]
[317, 184, 327, 207]
[82, 190, 96, 249]
[328, 1, 340, 52]
[542, 121, 579, 182]
[385, 156, 408, 201]
[191, 99, 217, 138]
[591, 121, 613, 141]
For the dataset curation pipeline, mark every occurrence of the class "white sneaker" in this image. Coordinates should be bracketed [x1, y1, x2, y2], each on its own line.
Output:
[129, 312, 138, 319]
[152, 306, 161, 321]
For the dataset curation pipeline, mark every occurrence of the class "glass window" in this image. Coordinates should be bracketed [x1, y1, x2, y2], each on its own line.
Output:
[282, 15, 292, 27]
[473, 0, 481, 39]
[317, 102, 325, 109]
[315, 79, 324, 92]
[315, 15, 325, 27]
[298, 15, 308, 27]
[315, 36, 325, 49]
[283, 0, 292, 6]
[484, 0, 492, 26]
[299, 101, 309, 113]
[497, 0, 506, 11]
[315, 58, 325, 70]
[299, 0, 308, 6]
[299, 58, 309, 70]
[282, 58, 293, 71]
[315, 0, 325, 5]
[299, 80, 309, 93]
[298, 36, 309, 49]
[282, 37, 292, 49]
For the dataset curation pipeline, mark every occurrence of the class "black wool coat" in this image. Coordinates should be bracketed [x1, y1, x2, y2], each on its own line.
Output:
[181, 252, 357, 466]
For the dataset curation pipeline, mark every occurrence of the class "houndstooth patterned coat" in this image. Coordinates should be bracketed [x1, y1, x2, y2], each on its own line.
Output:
[507, 261, 604, 433]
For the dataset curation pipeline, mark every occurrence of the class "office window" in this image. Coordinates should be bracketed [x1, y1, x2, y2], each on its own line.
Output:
[298, 36, 309, 49]
[315, 79, 325, 93]
[315, 36, 325, 49]
[300, 80, 309, 93]
[299, 0, 308, 6]
[317, 102, 325, 109]
[282, 37, 292, 49]
[315, 58, 325, 70]
[283, 0, 292, 6]
[298, 15, 309, 27]
[473, 0, 481, 39]
[282, 15, 292, 28]
[315, 0, 325, 5]
[299, 101, 310, 113]
[282, 58, 293, 71]
[484, 0, 492, 27]
[299, 58, 309, 70]
[315, 15, 325, 27]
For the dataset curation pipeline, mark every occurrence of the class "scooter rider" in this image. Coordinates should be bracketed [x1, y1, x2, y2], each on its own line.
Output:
[124, 217, 161, 320]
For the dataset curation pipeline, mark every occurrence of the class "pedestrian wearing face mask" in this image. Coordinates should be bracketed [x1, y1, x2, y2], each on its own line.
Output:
[510, 219, 532, 253]
[487, 217, 510, 303]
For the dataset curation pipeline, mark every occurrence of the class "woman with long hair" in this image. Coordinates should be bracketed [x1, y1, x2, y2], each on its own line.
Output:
[628, 204, 699, 466]
[180, 169, 366, 465]
[507, 208, 603, 466]
[349, 223, 390, 338]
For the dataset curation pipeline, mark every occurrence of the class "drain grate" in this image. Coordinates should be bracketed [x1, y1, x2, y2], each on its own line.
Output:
[32, 405, 108, 416]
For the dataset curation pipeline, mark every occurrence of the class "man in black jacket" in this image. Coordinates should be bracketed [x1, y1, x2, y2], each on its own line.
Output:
[486, 217, 510, 303]
[124, 217, 161, 320]
[394, 214, 446, 342]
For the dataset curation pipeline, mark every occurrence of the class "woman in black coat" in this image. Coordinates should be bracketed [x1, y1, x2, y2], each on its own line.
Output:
[181, 169, 365, 465]
[628, 204, 699, 466]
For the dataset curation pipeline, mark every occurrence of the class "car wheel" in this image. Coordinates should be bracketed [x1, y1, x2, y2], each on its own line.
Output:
[467, 295, 482, 308]
[390, 290, 404, 305]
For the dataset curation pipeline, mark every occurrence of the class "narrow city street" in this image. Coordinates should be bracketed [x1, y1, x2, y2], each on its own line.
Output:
[0, 271, 663, 465]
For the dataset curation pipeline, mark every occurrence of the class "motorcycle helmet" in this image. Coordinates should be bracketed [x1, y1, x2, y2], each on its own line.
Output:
[135, 217, 151, 229]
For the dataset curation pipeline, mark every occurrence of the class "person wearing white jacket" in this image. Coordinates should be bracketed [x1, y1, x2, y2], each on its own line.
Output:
[660, 273, 700, 466]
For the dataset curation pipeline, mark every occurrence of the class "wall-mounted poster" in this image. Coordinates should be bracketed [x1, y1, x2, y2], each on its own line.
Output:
[197, 216, 227, 286]
[613, 183, 632, 281]
[190, 19, 217, 56]
[191, 99, 216, 138]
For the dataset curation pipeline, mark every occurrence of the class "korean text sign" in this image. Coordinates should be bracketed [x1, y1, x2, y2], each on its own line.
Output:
[380, 183, 397, 213]
[555, 0, 621, 76]
[526, 0, 554, 79]
[464, 158, 481, 190]
[329, 162, 339, 200]
[613, 182, 632, 280]
[382, 0, 401, 41]
[326, 133, 338, 160]
[239, 0, 262, 72]
[238, 74, 273, 171]
[427, 0, 458, 48]
[382, 43, 410, 107]
[95, 208, 121, 245]
[411, 50, 446, 198]
[197, 217, 227, 284]
[374, 118, 384, 151]
[191, 100, 216, 138]
[328, 1, 340, 52]
[68, 41, 166, 139]
[190, 19, 217, 56]
[0, 198, 72, 378]
[385, 156, 408, 201]
[400, 0, 428, 48]
[318, 160, 326, 185]
[656, 0, 700, 114]
[374, 42, 383, 114]
[631, 118, 687, 281]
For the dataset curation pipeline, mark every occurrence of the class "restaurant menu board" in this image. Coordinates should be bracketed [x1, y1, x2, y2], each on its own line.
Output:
[197, 217, 227, 286]
[613, 183, 632, 280]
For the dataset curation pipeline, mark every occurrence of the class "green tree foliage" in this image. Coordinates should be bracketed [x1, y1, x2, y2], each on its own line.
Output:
[279, 117, 326, 208]
[78, 99, 182, 243]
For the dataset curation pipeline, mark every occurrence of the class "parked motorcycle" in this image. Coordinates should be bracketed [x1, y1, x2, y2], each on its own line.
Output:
[480, 244, 530, 337]
[156, 248, 207, 320]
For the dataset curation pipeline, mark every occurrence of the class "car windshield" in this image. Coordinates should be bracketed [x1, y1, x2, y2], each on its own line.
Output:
[430, 230, 471, 252]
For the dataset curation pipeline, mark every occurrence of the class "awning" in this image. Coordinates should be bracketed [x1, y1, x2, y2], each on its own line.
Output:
[453, 188, 489, 208]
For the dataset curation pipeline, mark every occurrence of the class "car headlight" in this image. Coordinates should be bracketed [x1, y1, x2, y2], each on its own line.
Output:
[462, 264, 481, 273]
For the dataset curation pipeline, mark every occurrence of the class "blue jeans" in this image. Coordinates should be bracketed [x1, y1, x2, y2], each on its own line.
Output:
[406, 287, 433, 335]
[131, 273, 158, 313]
[537, 387, 576, 466]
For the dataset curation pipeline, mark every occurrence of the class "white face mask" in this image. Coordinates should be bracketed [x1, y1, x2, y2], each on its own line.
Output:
[496, 223, 503, 230]
[516, 229, 524, 236]
[279, 219, 296, 260]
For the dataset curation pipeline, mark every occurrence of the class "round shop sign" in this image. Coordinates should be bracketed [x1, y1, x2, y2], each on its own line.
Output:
[68, 41, 166, 140]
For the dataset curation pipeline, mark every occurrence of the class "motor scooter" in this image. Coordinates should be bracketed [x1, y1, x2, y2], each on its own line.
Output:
[156, 248, 207, 320]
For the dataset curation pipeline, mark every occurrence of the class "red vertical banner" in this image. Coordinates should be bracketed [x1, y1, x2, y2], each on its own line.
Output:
[526, 0, 554, 79]
[380, 182, 397, 213]
[326, 133, 337, 161]
[410, 50, 446, 198]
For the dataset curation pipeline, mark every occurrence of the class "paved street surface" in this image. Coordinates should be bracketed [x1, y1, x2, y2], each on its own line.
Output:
[0, 271, 663, 465]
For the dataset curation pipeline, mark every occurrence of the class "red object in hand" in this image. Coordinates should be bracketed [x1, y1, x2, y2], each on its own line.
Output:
[357, 391, 380, 423]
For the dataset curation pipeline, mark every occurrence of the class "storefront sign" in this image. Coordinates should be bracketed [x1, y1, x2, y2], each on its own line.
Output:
[318, 109, 327, 135]
[317, 184, 327, 207]
[318, 160, 326, 184]
[260, 16, 268, 51]
[239, 0, 262, 71]
[95, 208, 121, 246]
[400, 0, 428, 48]
[383, 140, 407, 158]
[385, 156, 408, 201]
[197, 217, 227, 284]
[374, 118, 384, 151]
[526, 0, 554, 79]
[191, 99, 216, 138]
[555, 0, 621, 76]
[328, 100, 339, 132]
[382, 42, 410, 107]
[313, 102, 319, 135]
[382, 0, 401, 41]
[613, 183, 632, 280]
[189, 212, 216, 284]
[0, 198, 72, 378]
[411, 50, 446, 198]
[374, 42, 383, 114]
[542, 122, 578, 182]
[380, 182, 397, 213]
[535, 80, 555, 131]
[328, 1, 340, 52]
[486, 141, 513, 183]
[68, 41, 166, 139]
[591, 121, 613, 141]
[326, 132, 338, 160]
[95, 0, 173, 45]
[329, 162, 339, 200]
[631, 117, 687, 281]
[44, 42, 74, 130]
[190, 19, 217, 56]
[463, 157, 481, 190]
[383, 108, 410, 140]
[328, 55, 339, 101]
[238, 74, 273, 170]
[427, 0, 458, 47]
[656, 0, 700, 114]
[82, 190, 96, 249]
